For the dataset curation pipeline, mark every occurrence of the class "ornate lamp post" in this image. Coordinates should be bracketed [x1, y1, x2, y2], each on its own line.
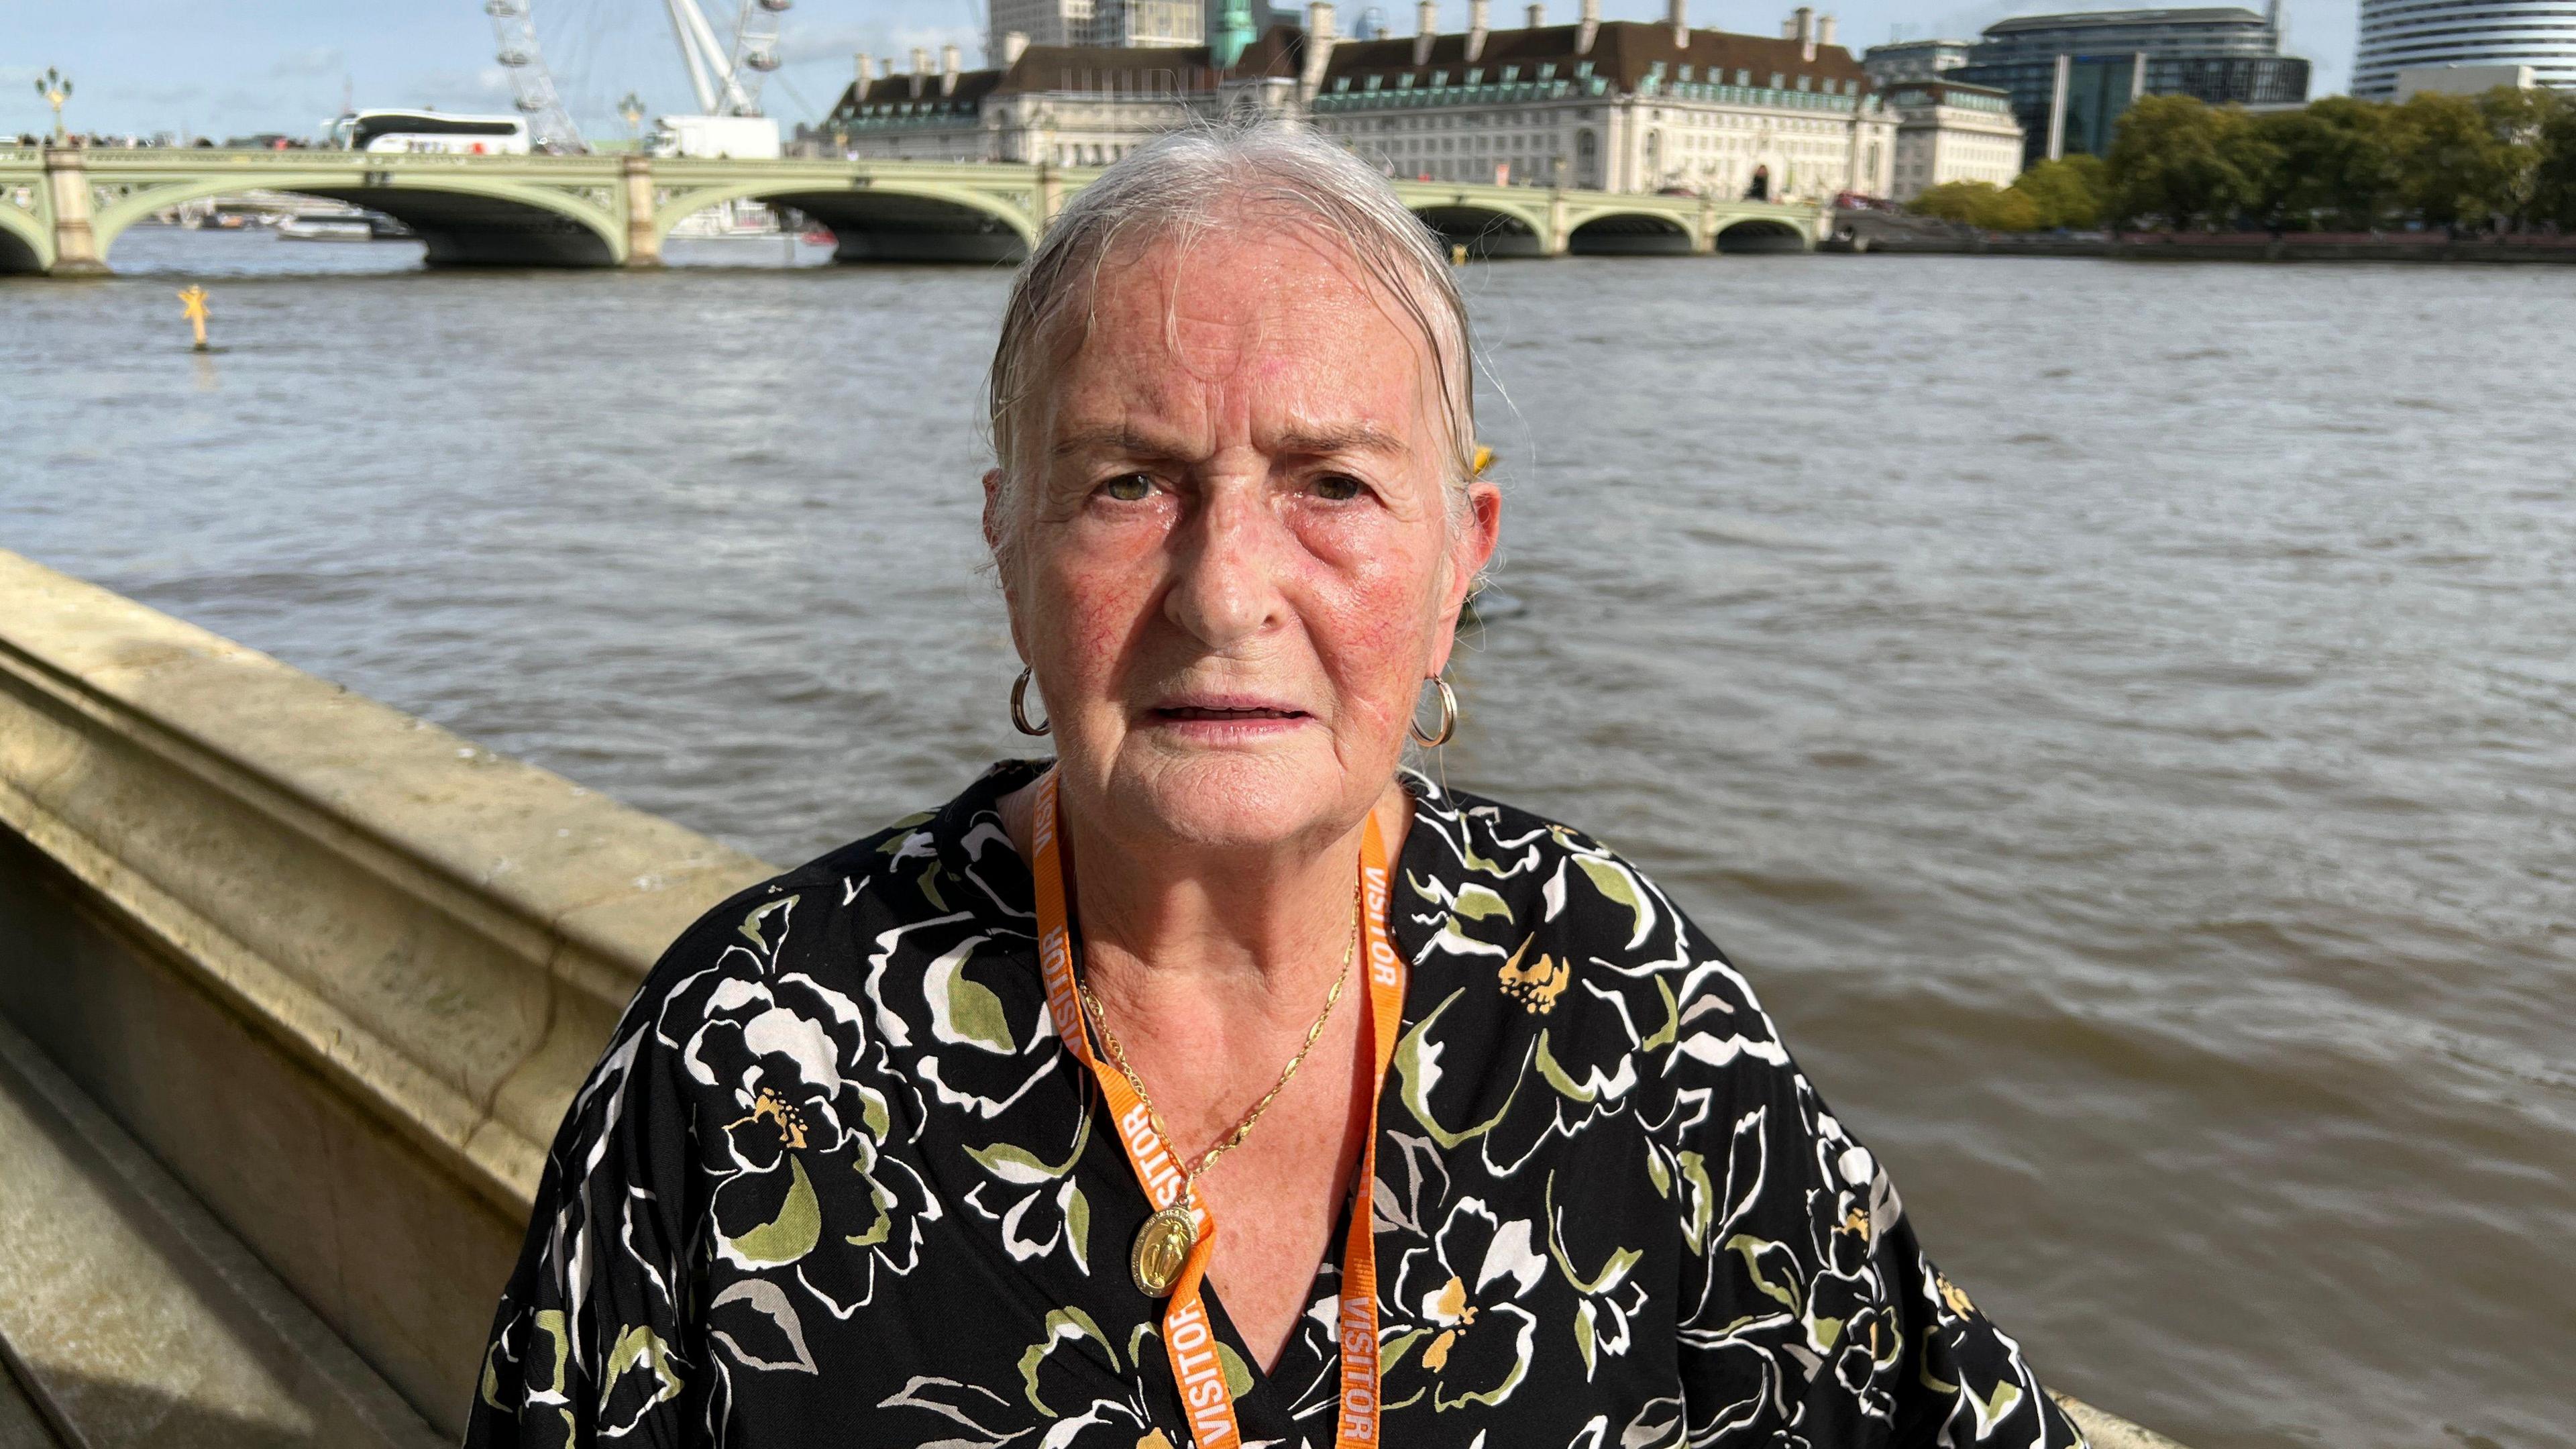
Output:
[35, 68, 73, 143]
[619, 91, 646, 146]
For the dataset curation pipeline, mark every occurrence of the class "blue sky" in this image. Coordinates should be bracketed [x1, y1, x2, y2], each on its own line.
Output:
[5, 0, 2355, 140]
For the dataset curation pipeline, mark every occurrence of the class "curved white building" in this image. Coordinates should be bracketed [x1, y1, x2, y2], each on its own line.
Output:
[2353, 0, 2576, 98]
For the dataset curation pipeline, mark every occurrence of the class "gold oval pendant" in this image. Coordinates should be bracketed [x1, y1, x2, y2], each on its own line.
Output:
[1130, 1205, 1197, 1297]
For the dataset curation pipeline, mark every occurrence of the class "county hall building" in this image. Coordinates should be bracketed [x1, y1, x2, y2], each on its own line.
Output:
[818, 0, 1898, 204]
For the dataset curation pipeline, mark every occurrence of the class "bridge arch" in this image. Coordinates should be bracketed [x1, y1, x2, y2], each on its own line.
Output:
[1715, 217, 1811, 254]
[1565, 209, 1697, 257]
[659, 180, 1038, 264]
[1409, 199, 1547, 259]
[0, 202, 52, 274]
[88, 174, 625, 266]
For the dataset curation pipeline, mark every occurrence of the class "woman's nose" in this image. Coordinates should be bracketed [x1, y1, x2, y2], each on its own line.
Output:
[1163, 487, 1288, 652]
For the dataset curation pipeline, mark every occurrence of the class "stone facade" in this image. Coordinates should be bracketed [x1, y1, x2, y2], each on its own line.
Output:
[820, 32, 1304, 166]
[1307, 3, 1892, 203]
[1884, 78, 2025, 203]
[822, 0, 1896, 201]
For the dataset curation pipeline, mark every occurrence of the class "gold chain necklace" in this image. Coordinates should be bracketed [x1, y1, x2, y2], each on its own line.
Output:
[1077, 885, 1360, 1293]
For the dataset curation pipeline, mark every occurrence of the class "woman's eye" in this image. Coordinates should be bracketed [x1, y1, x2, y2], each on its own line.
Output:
[1101, 473, 1152, 502]
[1313, 474, 1364, 502]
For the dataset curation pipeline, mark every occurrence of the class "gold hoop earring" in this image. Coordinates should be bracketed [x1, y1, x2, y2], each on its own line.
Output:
[1409, 676, 1458, 748]
[1010, 667, 1051, 737]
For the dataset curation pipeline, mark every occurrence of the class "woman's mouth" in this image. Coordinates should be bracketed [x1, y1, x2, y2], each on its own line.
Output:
[1145, 696, 1313, 738]
[1153, 704, 1308, 722]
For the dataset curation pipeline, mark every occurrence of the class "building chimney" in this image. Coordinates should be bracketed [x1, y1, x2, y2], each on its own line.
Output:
[910, 46, 930, 97]
[1300, 1, 1339, 101]
[1415, 0, 1438, 66]
[942, 42, 961, 89]
[1468, 0, 1489, 59]
[855, 52, 875, 87]
[1794, 6, 1816, 60]
[1577, 0, 1599, 54]
[1002, 30, 1029, 66]
[1817, 13, 1835, 48]
[1668, 0, 1686, 46]
[1525, 1, 1544, 23]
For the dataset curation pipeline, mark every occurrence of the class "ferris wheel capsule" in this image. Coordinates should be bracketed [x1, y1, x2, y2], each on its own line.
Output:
[496, 47, 533, 66]
[758, 0, 792, 10]
[745, 48, 782, 71]
[484, 0, 524, 15]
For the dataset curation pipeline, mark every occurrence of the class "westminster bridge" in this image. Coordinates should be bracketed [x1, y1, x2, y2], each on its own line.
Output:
[0, 143, 1826, 276]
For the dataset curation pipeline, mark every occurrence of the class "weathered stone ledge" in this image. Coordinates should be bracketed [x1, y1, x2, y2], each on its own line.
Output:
[0, 1014, 445, 1449]
[0, 547, 773, 1431]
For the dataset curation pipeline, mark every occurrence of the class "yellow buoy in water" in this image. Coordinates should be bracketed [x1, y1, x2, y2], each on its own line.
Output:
[176, 285, 211, 352]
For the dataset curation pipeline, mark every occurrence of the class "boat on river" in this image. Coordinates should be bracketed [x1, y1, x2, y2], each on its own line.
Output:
[275, 214, 374, 243]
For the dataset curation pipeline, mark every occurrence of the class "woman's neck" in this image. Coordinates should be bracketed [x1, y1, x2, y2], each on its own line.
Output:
[998, 771, 1410, 1024]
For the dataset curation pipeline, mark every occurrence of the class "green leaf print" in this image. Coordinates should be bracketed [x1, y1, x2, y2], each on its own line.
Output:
[1572, 857, 1653, 948]
[1218, 1343, 1255, 1396]
[1017, 1305, 1116, 1414]
[603, 1324, 684, 1408]
[1725, 1234, 1803, 1311]
[926, 941, 1016, 1053]
[1396, 989, 1525, 1147]
[727, 1156, 822, 1266]
[1064, 1181, 1091, 1271]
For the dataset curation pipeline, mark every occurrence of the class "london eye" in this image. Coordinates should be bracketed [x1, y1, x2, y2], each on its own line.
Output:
[482, 0, 792, 153]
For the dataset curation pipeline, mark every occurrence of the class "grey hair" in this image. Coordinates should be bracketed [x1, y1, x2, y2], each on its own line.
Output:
[985, 118, 1478, 543]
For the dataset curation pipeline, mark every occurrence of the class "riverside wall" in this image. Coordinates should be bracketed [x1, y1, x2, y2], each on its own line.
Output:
[0, 547, 2181, 1448]
[1837, 221, 2576, 263]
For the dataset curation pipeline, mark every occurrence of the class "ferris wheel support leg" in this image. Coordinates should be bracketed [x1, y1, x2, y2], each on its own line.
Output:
[621, 155, 663, 267]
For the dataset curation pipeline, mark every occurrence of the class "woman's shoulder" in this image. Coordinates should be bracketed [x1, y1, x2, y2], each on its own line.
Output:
[1401, 773, 1788, 1069]
[621, 763, 1041, 1029]
[1404, 775, 1713, 959]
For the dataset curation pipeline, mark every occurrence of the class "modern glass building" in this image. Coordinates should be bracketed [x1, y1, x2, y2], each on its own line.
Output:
[2353, 0, 2576, 98]
[1953, 7, 2310, 162]
[1861, 38, 1976, 86]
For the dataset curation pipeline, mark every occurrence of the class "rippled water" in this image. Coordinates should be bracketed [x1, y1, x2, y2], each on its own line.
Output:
[7, 228, 2572, 1449]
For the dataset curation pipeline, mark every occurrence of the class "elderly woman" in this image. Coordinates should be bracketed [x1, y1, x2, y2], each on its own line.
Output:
[466, 123, 2080, 1449]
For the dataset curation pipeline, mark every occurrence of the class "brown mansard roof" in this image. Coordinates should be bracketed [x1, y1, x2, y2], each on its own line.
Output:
[1318, 19, 1872, 94]
[822, 18, 1866, 124]
[826, 24, 1309, 118]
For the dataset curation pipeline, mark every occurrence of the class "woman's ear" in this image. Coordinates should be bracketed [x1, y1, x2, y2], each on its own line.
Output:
[1428, 480, 1503, 678]
[1451, 480, 1503, 613]
[981, 468, 1008, 557]
[983, 468, 1029, 661]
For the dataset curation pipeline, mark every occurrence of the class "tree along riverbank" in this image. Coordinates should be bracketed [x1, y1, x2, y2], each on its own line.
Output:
[1906, 89, 2576, 239]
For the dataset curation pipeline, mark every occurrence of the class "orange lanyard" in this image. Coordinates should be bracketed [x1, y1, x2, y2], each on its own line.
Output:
[1029, 768, 1402, 1449]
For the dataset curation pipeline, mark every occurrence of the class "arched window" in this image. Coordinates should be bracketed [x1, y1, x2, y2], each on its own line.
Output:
[1575, 128, 1599, 189]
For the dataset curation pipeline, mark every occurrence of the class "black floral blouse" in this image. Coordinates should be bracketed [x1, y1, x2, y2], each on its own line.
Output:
[466, 761, 2084, 1448]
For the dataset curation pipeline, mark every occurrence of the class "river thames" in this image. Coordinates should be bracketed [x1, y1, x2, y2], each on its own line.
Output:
[5, 231, 2571, 1449]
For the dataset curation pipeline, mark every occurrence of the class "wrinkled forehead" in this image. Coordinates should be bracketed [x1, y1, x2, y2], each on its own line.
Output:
[1031, 211, 1455, 449]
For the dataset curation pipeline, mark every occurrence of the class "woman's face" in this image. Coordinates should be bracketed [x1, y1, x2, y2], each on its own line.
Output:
[988, 219, 1501, 855]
